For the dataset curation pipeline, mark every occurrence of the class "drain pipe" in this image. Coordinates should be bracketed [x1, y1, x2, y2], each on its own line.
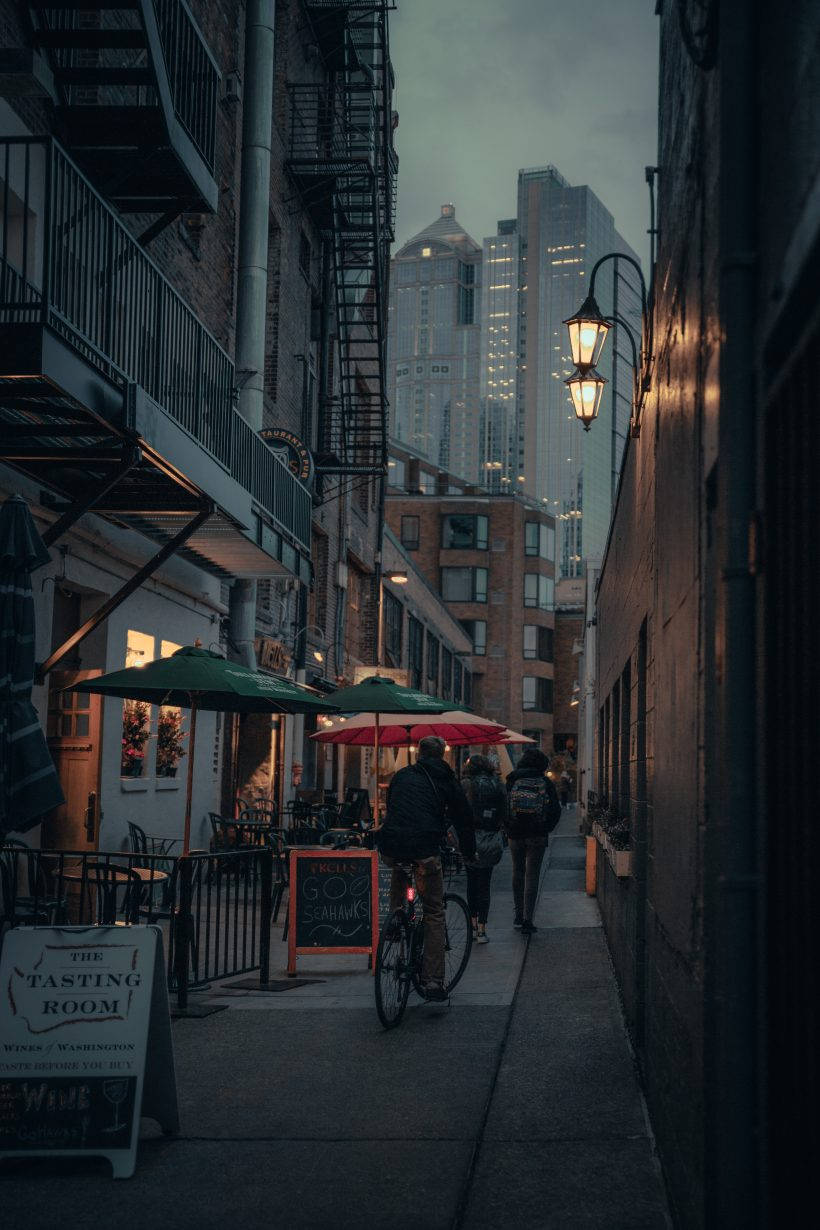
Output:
[230, 0, 276, 671]
[712, 0, 761, 1224]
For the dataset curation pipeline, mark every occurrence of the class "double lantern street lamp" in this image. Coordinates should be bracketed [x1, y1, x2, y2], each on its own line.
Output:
[563, 251, 654, 434]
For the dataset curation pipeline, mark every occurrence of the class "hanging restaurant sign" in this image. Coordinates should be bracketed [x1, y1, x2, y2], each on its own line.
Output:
[255, 637, 291, 675]
[260, 429, 314, 487]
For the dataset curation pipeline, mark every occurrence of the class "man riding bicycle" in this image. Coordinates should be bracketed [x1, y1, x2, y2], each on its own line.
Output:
[376, 735, 476, 1001]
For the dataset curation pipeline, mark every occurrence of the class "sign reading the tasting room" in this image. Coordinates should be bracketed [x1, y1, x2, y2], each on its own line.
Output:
[260, 428, 315, 487]
[287, 850, 379, 976]
[0, 926, 178, 1179]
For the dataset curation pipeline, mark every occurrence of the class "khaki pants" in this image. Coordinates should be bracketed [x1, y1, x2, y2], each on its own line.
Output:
[382, 854, 445, 986]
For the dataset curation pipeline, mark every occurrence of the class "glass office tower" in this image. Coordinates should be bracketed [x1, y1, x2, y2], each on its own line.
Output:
[479, 218, 519, 493]
[510, 166, 642, 575]
[387, 205, 483, 484]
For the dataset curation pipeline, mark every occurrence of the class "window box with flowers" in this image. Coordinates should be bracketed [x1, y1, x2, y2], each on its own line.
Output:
[589, 799, 632, 878]
[156, 708, 186, 779]
[121, 700, 150, 777]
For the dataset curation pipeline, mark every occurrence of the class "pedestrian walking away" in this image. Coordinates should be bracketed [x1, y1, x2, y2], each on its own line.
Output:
[461, 753, 507, 943]
[505, 747, 562, 933]
[375, 735, 476, 1000]
[559, 768, 571, 808]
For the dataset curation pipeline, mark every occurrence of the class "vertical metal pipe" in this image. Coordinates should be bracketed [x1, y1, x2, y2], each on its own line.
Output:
[235, 0, 275, 435]
[711, 0, 761, 1224]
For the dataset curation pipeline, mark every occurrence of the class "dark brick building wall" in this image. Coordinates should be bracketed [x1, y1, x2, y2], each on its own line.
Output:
[593, 3, 820, 1226]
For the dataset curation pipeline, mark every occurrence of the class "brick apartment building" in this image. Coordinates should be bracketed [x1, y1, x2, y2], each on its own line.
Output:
[386, 444, 556, 748]
[0, 1, 402, 836]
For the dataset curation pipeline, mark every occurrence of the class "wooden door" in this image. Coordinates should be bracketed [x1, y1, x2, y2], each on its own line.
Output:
[42, 670, 103, 851]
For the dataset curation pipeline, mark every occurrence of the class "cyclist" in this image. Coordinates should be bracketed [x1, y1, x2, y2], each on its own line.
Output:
[376, 735, 476, 1001]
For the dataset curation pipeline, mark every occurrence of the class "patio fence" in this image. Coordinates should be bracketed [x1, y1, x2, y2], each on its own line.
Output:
[0, 847, 276, 1012]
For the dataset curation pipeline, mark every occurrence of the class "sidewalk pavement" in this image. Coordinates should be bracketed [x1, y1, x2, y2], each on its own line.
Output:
[3, 810, 671, 1229]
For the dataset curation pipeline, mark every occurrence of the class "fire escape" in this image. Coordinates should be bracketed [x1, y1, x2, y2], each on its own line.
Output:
[25, 0, 220, 235]
[287, 1, 397, 493]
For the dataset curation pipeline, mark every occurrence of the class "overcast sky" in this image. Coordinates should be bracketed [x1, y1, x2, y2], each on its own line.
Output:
[391, 0, 659, 268]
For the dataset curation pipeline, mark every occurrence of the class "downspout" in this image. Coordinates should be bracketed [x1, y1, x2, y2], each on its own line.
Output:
[711, 0, 761, 1224]
[230, 0, 277, 671]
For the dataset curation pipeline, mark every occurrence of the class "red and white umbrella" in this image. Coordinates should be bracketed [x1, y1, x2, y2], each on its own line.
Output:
[311, 709, 506, 747]
[487, 728, 535, 745]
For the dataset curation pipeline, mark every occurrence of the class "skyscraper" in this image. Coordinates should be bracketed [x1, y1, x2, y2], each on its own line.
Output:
[386, 204, 483, 483]
[481, 166, 642, 574]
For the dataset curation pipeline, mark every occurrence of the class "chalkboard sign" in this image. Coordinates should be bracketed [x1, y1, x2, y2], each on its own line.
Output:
[0, 926, 178, 1179]
[287, 850, 378, 975]
[377, 862, 393, 926]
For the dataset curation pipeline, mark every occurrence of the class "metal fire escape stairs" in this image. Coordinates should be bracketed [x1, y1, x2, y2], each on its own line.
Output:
[25, 0, 219, 238]
[288, 2, 396, 500]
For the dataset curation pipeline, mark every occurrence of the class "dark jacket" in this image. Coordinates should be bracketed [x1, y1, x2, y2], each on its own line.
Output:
[505, 765, 561, 835]
[462, 772, 507, 831]
[380, 756, 476, 861]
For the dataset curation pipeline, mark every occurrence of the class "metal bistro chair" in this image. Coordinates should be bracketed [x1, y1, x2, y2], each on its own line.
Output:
[0, 840, 67, 928]
[127, 821, 179, 918]
[81, 862, 143, 926]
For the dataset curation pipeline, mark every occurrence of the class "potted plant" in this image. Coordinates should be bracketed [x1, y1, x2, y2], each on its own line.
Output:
[156, 708, 186, 778]
[121, 700, 150, 776]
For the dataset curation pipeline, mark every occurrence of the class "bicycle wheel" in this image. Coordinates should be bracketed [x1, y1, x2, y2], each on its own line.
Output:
[375, 910, 412, 1028]
[442, 893, 472, 992]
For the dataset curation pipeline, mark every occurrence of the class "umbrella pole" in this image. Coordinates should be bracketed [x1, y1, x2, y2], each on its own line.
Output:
[373, 713, 380, 821]
[182, 699, 198, 856]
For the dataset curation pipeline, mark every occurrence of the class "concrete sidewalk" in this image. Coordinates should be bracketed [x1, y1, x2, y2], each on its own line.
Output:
[3, 812, 671, 1229]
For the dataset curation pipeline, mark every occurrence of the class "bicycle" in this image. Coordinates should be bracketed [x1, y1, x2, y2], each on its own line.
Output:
[374, 855, 472, 1029]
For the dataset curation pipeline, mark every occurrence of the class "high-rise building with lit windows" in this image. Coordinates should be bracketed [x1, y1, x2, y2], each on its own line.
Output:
[386, 205, 483, 483]
[483, 166, 643, 575]
[479, 218, 518, 493]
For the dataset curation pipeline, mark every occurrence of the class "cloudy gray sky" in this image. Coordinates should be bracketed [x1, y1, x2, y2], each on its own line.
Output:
[391, 0, 659, 267]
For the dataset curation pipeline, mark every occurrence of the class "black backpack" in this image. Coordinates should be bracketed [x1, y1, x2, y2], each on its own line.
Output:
[468, 774, 504, 831]
[507, 775, 560, 837]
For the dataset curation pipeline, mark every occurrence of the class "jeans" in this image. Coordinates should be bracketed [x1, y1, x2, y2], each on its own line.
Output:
[465, 865, 493, 924]
[508, 835, 547, 922]
[383, 854, 445, 985]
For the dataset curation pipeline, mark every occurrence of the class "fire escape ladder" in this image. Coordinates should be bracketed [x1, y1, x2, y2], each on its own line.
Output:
[27, 0, 219, 217]
[287, 2, 396, 487]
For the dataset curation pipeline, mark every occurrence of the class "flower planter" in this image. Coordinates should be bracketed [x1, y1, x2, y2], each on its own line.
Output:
[591, 822, 631, 878]
[122, 760, 145, 778]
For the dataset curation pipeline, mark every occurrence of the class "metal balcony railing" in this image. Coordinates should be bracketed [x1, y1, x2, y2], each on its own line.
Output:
[34, 0, 218, 176]
[287, 83, 378, 169]
[0, 137, 311, 552]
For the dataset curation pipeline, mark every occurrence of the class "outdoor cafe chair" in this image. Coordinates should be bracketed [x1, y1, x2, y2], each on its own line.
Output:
[0, 839, 67, 927]
[127, 821, 179, 914]
[81, 861, 142, 926]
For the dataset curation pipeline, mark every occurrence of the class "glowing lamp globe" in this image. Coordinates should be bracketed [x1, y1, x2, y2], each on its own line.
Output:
[564, 294, 610, 369]
[565, 366, 607, 431]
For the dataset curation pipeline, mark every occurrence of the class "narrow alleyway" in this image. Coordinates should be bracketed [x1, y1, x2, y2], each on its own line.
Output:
[4, 815, 671, 1229]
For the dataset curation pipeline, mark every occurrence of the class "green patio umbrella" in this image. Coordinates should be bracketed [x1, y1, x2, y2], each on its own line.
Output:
[322, 675, 449, 812]
[0, 496, 64, 837]
[69, 645, 337, 853]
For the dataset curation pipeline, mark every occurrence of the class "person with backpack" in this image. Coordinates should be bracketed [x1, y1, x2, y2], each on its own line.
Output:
[461, 754, 507, 944]
[505, 746, 562, 934]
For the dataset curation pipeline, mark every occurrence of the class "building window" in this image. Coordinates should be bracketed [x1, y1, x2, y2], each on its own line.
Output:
[441, 514, 489, 550]
[400, 515, 420, 550]
[523, 573, 554, 610]
[388, 456, 406, 487]
[384, 591, 403, 666]
[525, 521, 555, 560]
[523, 625, 553, 661]
[441, 647, 453, 699]
[409, 617, 424, 690]
[458, 284, 475, 325]
[522, 729, 542, 747]
[453, 657, 463, 703]
[523, 676, 554, 712]
[426, 634, 440, 688]
[419, 470, 437, 494]
[460, 619, 487, 655]
[441, 567, 488, 602]
[463, 668, 472, 707]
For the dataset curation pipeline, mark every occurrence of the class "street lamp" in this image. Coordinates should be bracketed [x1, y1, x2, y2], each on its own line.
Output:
[565, 367, 608, 432]
[385, 569, 408, 584]
[563, 248, 655, 436]
[291, 623, 326, 669]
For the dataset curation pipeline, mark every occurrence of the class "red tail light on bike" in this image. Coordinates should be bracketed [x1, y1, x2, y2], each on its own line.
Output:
[406, 885, 415, 903]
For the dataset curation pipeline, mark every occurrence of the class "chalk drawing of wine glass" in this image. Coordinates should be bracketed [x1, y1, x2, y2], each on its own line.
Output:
[102, 1079, 129, 1134]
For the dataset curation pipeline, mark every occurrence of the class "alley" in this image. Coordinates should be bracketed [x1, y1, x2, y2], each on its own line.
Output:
[3, 815, 670, 1229]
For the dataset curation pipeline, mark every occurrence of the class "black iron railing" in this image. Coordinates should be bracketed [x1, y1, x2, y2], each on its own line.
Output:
[36, 0, 218, 174]
[0, 137, 312, 552]
[153, 0, 219, 171]
[0, 846, 277, 1011]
